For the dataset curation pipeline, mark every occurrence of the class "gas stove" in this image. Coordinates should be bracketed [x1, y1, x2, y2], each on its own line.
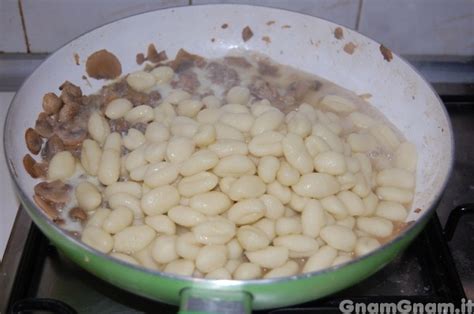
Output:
[0, 55, 473, 313]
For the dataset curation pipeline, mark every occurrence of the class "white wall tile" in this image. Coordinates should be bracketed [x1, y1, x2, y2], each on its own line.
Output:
[358, 0, 474, 56]
[21, 0, 189, 53]
[192, 0, 360, 28]
[0, 0, 27, 52]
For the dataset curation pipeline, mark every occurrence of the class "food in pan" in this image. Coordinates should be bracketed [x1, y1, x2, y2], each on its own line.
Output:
[24, 49, 417, 279]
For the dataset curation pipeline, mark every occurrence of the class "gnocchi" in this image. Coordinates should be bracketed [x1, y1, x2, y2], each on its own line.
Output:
[30, 51, 417, 281]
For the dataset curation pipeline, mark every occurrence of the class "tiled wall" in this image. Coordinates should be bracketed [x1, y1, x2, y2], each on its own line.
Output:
[1, 0, 473, 56]
[0, 0, 27, 52]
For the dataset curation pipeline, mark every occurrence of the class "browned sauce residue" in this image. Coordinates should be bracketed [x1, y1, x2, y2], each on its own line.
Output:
[221, 23, 228, 29]
[147, 44, 167, 63]
[81, 75, 92, 87]
[258, 60, 279, 76]
[242, 26, 254, 42]
[136, 53, 145, 65]
[358, 93, 372, 100]
[380, 44, 393, 62]
[262, 36, 271, 44]
[266, 20, 275, 26]
[334, 27, 344, 40]
[379, 221, 412, 245]
[135, 44, 167, 65]
[86, 49, 122, 80]
[343, 42, 356, 55]
[414, 208, 422, 213]
[224, 56, 252, 68]
[73, 53, 80, 65]
[69, 207, 87, 221]
[154, 50, 168, 63]
[281, 24, 291, 29]
[168, 49, 206, 72]
[310, 39, 321, 47]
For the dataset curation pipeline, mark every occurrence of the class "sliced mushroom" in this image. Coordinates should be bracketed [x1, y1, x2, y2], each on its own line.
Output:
[25, 128, 43, 155]
[100, 80, 129, 104]
[60, 81, 82, 97]
[42, 92, 63, 114]
[136, 53, 146, 65]
[33, 194, 60, 221]
[169, 49, 206, 72]
[33, 161, 48, 178]
[34, 180, 71, 203]
[23, 154, 39, 178]
[242, 26, 254, 42]
[41, 135, 64, 161]
[287, 80, 321, 101]
[58, 102, 81, 123]
[54, 123, 87, 146]
[147, 44, 168, 63]
[69, 207, 87, 221]
[85, 49, 122, 80]
[35, 112, 54, 138]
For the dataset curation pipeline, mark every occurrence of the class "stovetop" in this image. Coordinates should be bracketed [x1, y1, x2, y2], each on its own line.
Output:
[0, 55, 473, 313]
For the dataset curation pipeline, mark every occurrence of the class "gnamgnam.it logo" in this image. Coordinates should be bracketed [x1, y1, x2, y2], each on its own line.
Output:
[339, 298, 474, 314]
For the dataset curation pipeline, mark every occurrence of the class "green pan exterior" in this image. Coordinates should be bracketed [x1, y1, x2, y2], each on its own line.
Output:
[22, 197, 429, 310]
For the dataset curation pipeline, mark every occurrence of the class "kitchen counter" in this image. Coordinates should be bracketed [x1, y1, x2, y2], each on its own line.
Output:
[0, 92, 20, 262]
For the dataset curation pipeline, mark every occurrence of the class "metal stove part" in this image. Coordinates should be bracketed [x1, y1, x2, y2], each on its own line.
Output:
[444, 204, 474, 241]
[11, 298, 77, 314]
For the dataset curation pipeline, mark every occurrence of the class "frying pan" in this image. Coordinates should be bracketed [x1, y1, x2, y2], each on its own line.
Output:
[4, 4, 453, 312]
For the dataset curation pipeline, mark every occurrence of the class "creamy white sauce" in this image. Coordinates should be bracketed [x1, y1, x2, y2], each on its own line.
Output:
[59, 51, 407, 233]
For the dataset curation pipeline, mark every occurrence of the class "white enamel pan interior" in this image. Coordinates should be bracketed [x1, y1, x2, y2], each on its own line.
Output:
[6, 4, 453, 222]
